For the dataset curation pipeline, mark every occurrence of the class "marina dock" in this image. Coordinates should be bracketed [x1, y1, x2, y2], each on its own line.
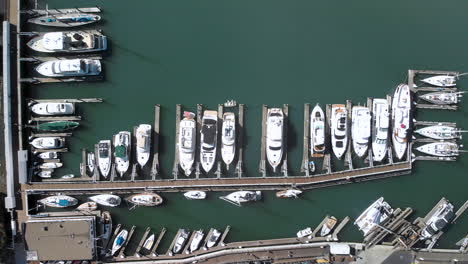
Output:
[301, 103, 310, 176]
[135, 227, 151, 257]
[234, 104, 244, 177]
[150, 227, 166, 257]
[150, 105, 161, 179]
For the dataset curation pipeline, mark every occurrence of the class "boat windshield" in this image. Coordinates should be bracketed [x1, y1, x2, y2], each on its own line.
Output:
[269, 146, 281, 151]
[115, 145, 126, 158]
[99, 143, 109, 158]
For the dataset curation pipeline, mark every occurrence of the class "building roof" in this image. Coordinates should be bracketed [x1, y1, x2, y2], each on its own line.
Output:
[24, 216, 96, 261]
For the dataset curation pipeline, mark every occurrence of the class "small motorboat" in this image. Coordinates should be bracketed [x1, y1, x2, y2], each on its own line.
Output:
[206, 229, 221, 248]
[419, 91, 463, 105]
[35, 59, 101, 77]
[200, 110, 218, 173]
[27, 31, 108, 53]
[320, 216, 338, 237]
[30, 137, 65, 149]
[87, 152, 95, 174]
[296, 227, 312, 238]
[77, 202, 97, 211]
[184, 191, 207, 200]
[28, 13, 101, 27]
[330, 104, 348, 159]
[415, 125, 464, 140]
[220, 191, 261, 206]
[351, 106, 371, 158]
[421, 75, 457, 87]
[179, 112, 196, 176]
[100, 211, 113, 252]
[30, 102, 75, 116]
[172, 229, 190, 255]
[39, 195, 78, 208]
[89, 194, 121, 207]
[113, 131, 131, 177]
[372, 99, 389, 162]
[98, 140, 111, 178]
[221, 112, 236, 168]
[276, 189, 302, 198]
[310, 104, 326, 156]
[416, 142, 461, 157]
[188, 230, 204, 253]
[143, 234, 155, 251]
[32, 121, 79, 132]
[36, 151, 58, 160]
[354, 197, 393, 236]
[136, 124, 152, 168]
[266, 108, 284, 172]
[111, 229, 128, 256]
[38, 162, 62, 169]
[125, 192, 163, 207]
[392, 84, 411, 160]
[61, 174, 74, 179]
[36, 170, 53, 178]
[421, 201, 455, 239]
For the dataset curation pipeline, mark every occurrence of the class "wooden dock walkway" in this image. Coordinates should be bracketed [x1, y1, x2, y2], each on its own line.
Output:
[23, 7, 102, 15]
[30, 116, 82, 121]
[195, 104, 203, 178]
[281, 104, 289, 176]
[235, 104, 244, 177]
[166, 229, 184, 256]
[301, 103, 310, 176]
[150, 227, 166, 257]
[219, 225, 231, 246]
[172, 105, 181, 179]
[259, 105, 267, 176]
[135, 227, 151, 257]
[150, 105, 161, 179]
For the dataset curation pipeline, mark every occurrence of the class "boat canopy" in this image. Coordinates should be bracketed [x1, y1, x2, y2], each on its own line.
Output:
[53, 59, 86, 74]
[115, 145, 126, 158]
[58, 199, 70, 207]
[99, 143, 109, 157]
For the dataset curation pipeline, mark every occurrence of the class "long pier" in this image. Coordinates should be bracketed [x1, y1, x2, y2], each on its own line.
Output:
[150, 105, 161, 179]
[301, 103, 310, 176]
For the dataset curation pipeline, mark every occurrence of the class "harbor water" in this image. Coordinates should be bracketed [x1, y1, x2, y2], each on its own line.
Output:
[26, 0, 468, 250]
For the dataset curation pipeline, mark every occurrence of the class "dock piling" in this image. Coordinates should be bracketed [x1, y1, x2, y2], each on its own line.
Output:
[93, 144, 99, 182]
[81, 149, 88, 178]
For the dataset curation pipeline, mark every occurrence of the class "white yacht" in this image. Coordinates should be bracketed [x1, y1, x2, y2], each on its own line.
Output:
[89, 194, 121, 207]
[221, 112, 236, 168]
[421, 201, 455, 239]
[30, 137, 65, 149]
[30, 102, 75, 115]
[276, 189, 302, 198]
[184, 191, 206, 200]
[421, 75, 457, 87]
[320, 216, 338, 237]
[98, 140, 111, 178]
[200, 110, 218, 173]
[36, 170, 53, 178]
[28, 13, 101, 27]
[354, 197, 393, 236]
[351, 106, 371, 158]
[188, 230, 204, 253]
[310, 104, 326, 156]
[372, 99, 389, 162]
[206, 229, 221, 249]
[415, 125, 463, 140]
[38, 162, 62, 169]
[136, 124, 152, 168]
[179, 112, 196, 176]
[39, 195, 78, 208]
[392, 84, 411, 160]
[111, 229, 128, 256]
[419, 91, 462, 105]
[27, 31, 107, 53]
[36, 151, 58, 160]
[330, 104, 348, 159]
[266, 108, 284, 172]
[143, 234, 155, 251]
[416, 142, 460, 157]
[113, 131, 131, 177]
[221, 191, 261, 206]
[35, 59, 101, 77]
[172, 229, 190, 255]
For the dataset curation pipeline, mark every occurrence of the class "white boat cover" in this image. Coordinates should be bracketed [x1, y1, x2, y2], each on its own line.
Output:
[43, 32, 64, 50]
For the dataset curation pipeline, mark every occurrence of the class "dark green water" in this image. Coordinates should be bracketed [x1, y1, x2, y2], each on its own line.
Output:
[27, 0, 468, 250]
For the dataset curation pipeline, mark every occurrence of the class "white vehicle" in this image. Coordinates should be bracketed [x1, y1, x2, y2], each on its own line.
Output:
[184, 191, 207, 200]
[35, 59, 101, 77]
[372, 99, 389, 162]
[421, 75, 457, 87]
[188, 230, 204, 253]
[330, 104, 348, 159]
[415, 125, 463, 140]
[113, 131, 131, 177]
[416, 142, 460, 157]
[111, 229, 128, 256]
[30, 102, 75, 116]
[392, 84, 411, 160]
[179, 112, 196, 176]
[89, 194, 121, 207]
[30, 137, 65, 149]
[172, 229, 190, 254]
[354, 197, 393, 236]
[297, 227, 312, 238]
[276, 189, 302, 198]
[351, 106, 371, 158]
[266, 108, 284, 172]
[421, 202, 455, 239]
[310, 104, 326, 156]
[27, 31, 107, 53]
[200, 111, 218, 173]
[98, 140, 111, 178]
[39, 195, 78, 208]
[206, 229, 221, 248]
[136, 124, 152, 167]
[221, 112, 236, 168]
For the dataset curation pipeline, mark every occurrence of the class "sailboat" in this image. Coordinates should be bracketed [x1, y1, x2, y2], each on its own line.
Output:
[276, 189, 302, 198]
[39, 195, 78, 208]
[330, 104, 348, 159]
[419, 91, 463, 105]
[415, 125, 464, 140]
[220, 191, 261, 206]
[136, 124, 152, 168]
[113, 131, 131, 177]
[421, 75, 457, 87]
[98, 140, 111, 178]
[125, 192, 163, 207]
[200, 110, 218, 173]
[179, 112, 196, 176]
[392, 84, 411, 160]
[310, 104, 326, 156]
[351, 106, 371, 158]
[266, 108, 284, 172]
[184, 191, 207, 200]
[372, 99, 389, 162]
[416, 142, 461, 157]
[111, 229, 128, 256]
[89, 194, 121, 207]
[221, 112, 236, 168]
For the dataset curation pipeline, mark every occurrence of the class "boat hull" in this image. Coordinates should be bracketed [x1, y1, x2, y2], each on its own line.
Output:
[113, 131, 131, 177]
[416, 142, 459, 157]
[136, 124, 152, 167]
[30, 102, 75, 115]
[351, 107, 371, 158]
[126, 192, 163, 206]
[179, 117, 196, 176]
[415, 125, 459, 140]
[111, 230, 128, 256]
[27, 31, 107, 53]
[35, 59, 101, 77]
[39, 195, 78, 208]
[98, 140, 111, 178]
[421, 75, 456, 87]
[221, 113, 236, 166]
[310, 104, 326, 156]
[200, 111, 218, 173]
[391, 84, 411, 160]
[184, 191, 206, 200]
[331, 105, 348, 159]
[30, 137, 65, 149]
